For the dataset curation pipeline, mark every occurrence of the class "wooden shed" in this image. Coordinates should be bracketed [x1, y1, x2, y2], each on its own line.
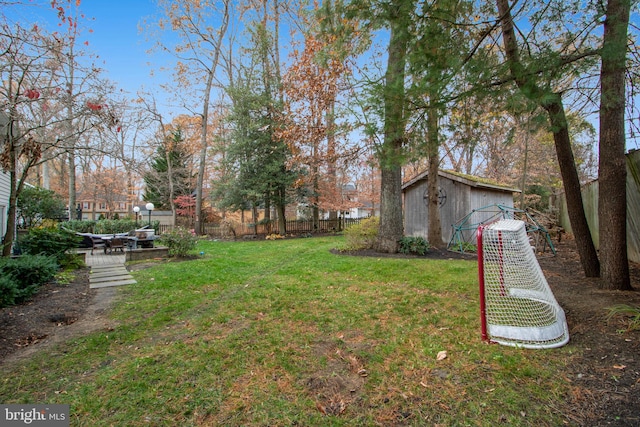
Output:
[402, 170, 519, 244]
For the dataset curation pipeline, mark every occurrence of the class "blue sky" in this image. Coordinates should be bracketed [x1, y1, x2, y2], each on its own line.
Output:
[82, 1, 157, 95]
[6, 1, 165, 100]
[5, 1, 639, 151]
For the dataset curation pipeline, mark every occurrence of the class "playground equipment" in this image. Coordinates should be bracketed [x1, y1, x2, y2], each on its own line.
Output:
[447, 204, 556, 255]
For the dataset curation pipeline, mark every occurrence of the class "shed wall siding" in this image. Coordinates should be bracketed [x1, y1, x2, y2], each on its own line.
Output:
[404, 174, 516, 245]
[404, 180, 429, 238]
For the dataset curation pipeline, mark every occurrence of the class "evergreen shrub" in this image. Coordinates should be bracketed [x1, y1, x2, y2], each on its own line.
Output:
[0, 275, 18, 308]
[20, 228, 81, 262]
[398, 236, 430, 255]
[0, 255, 58, 306]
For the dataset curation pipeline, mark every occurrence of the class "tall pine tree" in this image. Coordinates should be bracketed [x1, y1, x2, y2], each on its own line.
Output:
[143, 129, 195, 210]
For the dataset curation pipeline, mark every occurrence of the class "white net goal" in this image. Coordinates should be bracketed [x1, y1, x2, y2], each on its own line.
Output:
[477, 219, 569, 349]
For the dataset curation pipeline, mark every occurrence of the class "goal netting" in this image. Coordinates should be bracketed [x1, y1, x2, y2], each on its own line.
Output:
[477, 219, 569, 349]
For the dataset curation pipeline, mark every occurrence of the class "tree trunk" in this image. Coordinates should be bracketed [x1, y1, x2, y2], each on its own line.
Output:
[2, 137, 17, 257]
[68, 151, 76, 222]
[195, 0, 229, 236]
[376, 0, 411, 253]
[543, 100, 600, 277]
[277, 188, 287, 235]
[496, 0, 600, 277]
[327, 100, 338, 221]
[195, 71, 214, 236]
[427, 103, 443, 248]
[378, 166, 404, 252]
[598, 0, 631, 290]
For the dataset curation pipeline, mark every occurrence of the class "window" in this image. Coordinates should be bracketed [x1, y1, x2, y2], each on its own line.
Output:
[82, 202, 90, 210]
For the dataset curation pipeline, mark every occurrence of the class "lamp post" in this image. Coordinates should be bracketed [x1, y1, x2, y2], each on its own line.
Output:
[145, 202, 154, 228]
[133, 206, 140, 227]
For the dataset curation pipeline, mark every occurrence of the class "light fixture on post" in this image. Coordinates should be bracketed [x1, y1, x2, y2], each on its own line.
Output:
[145, 202, 154, 228]
[133, 206, 140, 227]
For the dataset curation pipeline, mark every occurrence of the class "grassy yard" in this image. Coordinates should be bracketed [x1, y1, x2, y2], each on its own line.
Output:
[0, 236, 575, 426]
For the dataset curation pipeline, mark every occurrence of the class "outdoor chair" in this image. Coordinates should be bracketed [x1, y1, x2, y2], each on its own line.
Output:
[108, 237, 125, 254]
[90, 237, 106, 255]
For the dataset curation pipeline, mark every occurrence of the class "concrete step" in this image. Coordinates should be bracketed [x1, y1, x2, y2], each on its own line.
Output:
[90, 274, 133, 283]
[89, 263, 137, 288]
[89, 268, 129, 278]
[90, 278, 137, 289]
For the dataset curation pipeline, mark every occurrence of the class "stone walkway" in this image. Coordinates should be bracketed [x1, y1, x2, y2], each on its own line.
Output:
[80, 249, 137, 289]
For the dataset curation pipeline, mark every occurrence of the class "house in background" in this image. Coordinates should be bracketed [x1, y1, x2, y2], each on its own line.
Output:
[402, 170, 520, 245]
[75, 196, 175, 227]
[0, 171, 9, 242]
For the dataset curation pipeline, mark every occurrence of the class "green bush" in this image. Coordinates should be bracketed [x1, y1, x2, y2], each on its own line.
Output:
[343, 216, 379, 250]
[0, 275, 18, 308]
[58, 252, 87, 270]
[17, 186, 66, 228]
[93, 219, 139, 234]
[158, 227, 198, 257]
[398, 236, 430, 256]
[0, 255, 59, 306]
[19, 227, 81, 262]
[63, 219, 158, 235]
[459, 242, 477, 253]
[61, 220, 97, 233]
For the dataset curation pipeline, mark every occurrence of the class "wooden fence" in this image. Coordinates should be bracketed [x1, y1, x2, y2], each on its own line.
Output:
[158, 218, 364, 239]
[554, 149, 640, 263]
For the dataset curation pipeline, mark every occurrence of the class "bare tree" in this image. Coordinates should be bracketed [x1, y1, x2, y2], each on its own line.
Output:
[149, 0, 230, 235]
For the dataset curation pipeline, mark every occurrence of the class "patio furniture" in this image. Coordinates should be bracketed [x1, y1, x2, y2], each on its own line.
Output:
[106, 237, 126, 254]
[90, 236, 106, 255]
[129, 229, 157, 249]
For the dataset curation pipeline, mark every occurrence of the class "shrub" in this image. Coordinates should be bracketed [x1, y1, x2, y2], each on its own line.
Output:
[459, 242, 477, 253]
[19, 227, 82, 262]
[17, 186, 66, 228]
[343, 216, 379, 251]
[61, 220, 97, 234]
[219, 219, 238, 239]
[158, 227, 198, 257]
[63, 219, 157, 235]
[398, 236, 430, 256]
[93, 219, 141, 234]
[0, 275, 18, 308]
[58, 252, 87, 270]
[0, 255, 58, 305]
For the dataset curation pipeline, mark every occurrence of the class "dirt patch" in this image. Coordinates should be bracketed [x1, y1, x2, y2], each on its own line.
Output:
[538, 241, 640, 426]
[0, 269, 120, 365]
[1, 239, 639, 425]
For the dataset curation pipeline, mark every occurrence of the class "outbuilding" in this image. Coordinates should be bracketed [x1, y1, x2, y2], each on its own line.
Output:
[402, 170, 520, 245]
